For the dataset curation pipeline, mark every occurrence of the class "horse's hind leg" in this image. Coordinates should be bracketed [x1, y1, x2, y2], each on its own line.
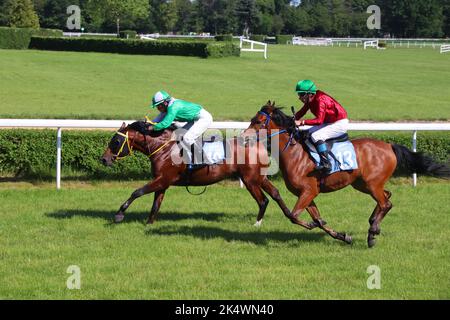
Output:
[241, 178, 269, 227]
[351, 181, 392, 247]
[260, 178, 291, 220]
[367, 188, 392, 248]
[147, 189, 167, 224]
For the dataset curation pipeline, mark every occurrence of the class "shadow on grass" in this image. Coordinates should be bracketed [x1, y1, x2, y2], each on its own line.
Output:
[46, 209, 227, 224]
[46, 210, 330, 246]
[145, 225, 327, 246]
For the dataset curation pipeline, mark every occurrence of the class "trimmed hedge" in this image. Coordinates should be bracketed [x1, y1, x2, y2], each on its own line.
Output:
[206, 42, 240, 58]
[29, 36, 240, 58]
[215, 34, 233, 42]
[276, 34, 294, 44]
[0, 130, 151, 179]
[0, 27, 62, 49]
[119, 30, 137, 39]
[249, 34, 266, 42]
[0, 130, 448, 179]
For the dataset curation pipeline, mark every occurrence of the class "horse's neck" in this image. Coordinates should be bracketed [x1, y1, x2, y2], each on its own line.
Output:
[275, 130, 310, 172]
[131, 130, 172, 156]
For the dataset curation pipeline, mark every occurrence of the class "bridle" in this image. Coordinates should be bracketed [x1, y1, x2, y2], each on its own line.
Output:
[112, 130, 172, 160]
[113, 131, 134, 160]
[255, 110, 295, 152]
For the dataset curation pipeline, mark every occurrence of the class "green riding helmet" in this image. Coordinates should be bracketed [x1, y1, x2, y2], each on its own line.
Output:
[295, 80, 317, 94]
[151, 90, 171, 108]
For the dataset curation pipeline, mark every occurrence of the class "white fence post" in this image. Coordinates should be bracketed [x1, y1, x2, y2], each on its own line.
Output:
[412, 130, 417, 187]
[56, 127, 62, 190]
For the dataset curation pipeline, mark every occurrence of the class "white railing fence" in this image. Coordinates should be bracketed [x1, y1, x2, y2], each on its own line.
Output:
[440, 45, 450, 54]
[364, 39, 379, 50]
[291, 37, 332, 46]
[239, 37, 268, 59]
[0, 120, 449, 189]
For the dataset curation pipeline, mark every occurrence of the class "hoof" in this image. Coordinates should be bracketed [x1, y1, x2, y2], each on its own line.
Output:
[368, 237, 376, 248]
[253, 220, 262, 228]
[114, 214, 125, 223]
[344, 234, 353, 245]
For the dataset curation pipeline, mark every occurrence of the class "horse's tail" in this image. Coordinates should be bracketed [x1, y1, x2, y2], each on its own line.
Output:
[391, 144, 450, 179]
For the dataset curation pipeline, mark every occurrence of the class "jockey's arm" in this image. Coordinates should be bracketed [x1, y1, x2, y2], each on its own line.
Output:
[303, 102, 326, 126]
[295, 104, 309, 120]
[153, 108, 177, 131]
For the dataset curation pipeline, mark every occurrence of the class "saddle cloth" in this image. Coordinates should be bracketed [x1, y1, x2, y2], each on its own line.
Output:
[305, 139, 358, 174]
[201, 141, 226, 165]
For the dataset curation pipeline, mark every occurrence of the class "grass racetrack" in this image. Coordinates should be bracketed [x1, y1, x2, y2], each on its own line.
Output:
[1, 45, 449, 121]
[0, 43, 449, 300]
[0, 180, 448, 299]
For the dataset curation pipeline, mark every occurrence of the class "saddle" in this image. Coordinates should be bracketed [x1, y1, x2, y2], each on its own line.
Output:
[179, 136, 228, 168]
[302, 132, 357, 174]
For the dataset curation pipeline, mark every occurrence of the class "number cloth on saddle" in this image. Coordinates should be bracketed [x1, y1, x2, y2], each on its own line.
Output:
[304, 138, 358, 174]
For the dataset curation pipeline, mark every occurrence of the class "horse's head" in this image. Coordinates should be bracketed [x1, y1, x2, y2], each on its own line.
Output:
[101, 122, 137, 166]
[242, 101, 295, 143]
[101, 121, 176, 166]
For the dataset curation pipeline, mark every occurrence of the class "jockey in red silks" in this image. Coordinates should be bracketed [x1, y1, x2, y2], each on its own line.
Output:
[294, 80, 349, 173]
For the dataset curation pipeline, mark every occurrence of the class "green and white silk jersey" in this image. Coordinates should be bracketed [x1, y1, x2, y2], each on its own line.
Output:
[153, 99, 203, 131]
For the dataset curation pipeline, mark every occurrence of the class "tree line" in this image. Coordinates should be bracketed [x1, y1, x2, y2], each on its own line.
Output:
[0, 0, 448, 38]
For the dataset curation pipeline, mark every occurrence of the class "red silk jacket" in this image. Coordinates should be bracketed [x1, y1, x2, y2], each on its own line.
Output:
[295, 90, 348, 125]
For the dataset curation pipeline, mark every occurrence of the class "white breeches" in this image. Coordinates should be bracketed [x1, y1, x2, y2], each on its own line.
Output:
[309, 119, 349, 143]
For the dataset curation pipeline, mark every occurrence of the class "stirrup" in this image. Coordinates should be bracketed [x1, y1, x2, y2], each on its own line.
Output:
[316, 162, 331, 173]
[187, 163, 207, 172]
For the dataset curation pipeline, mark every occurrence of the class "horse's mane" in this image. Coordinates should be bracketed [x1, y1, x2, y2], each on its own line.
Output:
[127, 121, 177, 137]
[260, 105, 295, 129]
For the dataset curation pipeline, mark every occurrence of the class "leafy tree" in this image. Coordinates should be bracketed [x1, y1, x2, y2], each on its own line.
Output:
[236, 0, 259, 36]
[3, 0, 40, 28]
[38, 0, 79, 30]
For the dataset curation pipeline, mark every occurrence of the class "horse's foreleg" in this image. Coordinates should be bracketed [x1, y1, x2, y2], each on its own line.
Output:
[147, 190, 166, 224]
[304, 200, 352, 244]
[115, 177, 167, 223]
[291, 192, 352, 244]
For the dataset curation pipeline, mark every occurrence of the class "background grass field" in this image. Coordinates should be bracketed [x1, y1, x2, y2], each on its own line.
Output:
[0, 180, 448, 299]
[1, 45, 449, 121]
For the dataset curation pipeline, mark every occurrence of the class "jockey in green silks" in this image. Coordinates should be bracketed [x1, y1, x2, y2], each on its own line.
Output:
[148, 90, 213, 171]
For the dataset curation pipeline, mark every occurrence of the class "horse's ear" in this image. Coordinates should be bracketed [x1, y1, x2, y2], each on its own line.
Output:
[266, 100, 271, 106]
[120, 122, 126, 129]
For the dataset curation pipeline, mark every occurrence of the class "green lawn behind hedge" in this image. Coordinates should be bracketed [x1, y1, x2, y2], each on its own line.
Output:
[0, 46, 449, 121]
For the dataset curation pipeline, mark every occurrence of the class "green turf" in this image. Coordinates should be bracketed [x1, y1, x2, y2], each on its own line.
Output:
[0, 46, 449, 121]
[0, 180, 448, 299]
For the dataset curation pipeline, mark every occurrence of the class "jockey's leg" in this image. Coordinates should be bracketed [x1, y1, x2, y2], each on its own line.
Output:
[314, 140, 332, 172]
[310, 119, 349, 173]
[182, 109, 213, 170]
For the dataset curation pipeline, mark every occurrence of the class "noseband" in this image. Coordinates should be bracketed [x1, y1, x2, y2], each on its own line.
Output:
[113, 131, 134, 159]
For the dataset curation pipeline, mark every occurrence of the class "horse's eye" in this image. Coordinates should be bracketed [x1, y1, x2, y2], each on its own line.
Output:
[112, 140, 120, 148]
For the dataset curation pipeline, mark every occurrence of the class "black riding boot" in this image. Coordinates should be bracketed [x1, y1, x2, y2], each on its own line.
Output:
[315, 141, 332, 173]
[179, 140, 205, 172]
